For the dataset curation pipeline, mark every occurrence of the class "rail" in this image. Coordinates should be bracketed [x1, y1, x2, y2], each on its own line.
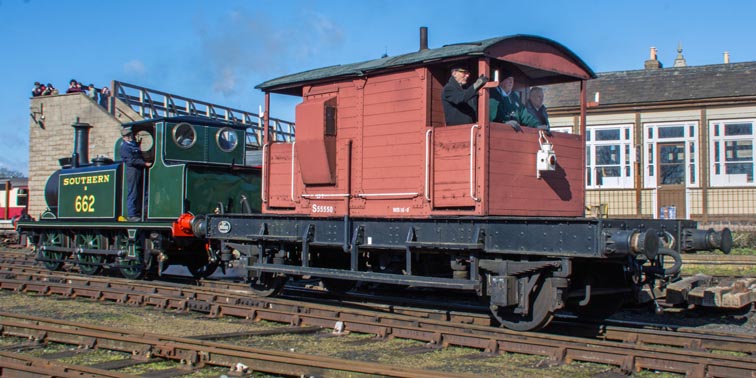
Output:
[112, 81, 295, 147]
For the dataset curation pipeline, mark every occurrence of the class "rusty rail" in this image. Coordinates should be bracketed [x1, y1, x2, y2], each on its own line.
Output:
[1, 267, 756, 376]
[0, 313, 476, 378]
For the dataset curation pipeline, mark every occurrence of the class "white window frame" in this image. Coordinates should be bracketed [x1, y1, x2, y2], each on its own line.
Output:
[709, 119, 755, 187]
[550, 126, 573, 134]
[643, 121, 699, 189]
[586, 124, 635, 189]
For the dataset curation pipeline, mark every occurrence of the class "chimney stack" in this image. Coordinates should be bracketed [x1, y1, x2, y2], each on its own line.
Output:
[419, 26, 428, 51]
[724, 51, 730, 64]
[644, 46, 663, 70]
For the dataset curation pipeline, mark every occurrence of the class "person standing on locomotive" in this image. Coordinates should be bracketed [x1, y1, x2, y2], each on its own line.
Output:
[442, 66, 488, 126]
[489, 70, 539, 129]
[524, 86, 550, 130]
[120, 128, 151, 221]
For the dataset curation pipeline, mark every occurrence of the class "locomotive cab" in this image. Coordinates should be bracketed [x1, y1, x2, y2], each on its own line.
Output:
[114, 116, 260, 221]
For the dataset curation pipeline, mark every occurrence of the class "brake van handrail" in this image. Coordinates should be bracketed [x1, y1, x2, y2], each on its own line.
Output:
[470, 124, 480, 202]
[425, 129, 432, 201]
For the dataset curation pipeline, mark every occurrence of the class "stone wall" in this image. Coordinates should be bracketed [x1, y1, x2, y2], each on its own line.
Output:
[28, 93, 142, 218]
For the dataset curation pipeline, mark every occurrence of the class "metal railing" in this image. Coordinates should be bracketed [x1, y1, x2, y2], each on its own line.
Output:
[112, 81, 295, 147]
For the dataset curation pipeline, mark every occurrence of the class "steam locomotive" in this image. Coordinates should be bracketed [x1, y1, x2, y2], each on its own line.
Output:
[20, 117, 260, 279]
[19, 33, 732, 331]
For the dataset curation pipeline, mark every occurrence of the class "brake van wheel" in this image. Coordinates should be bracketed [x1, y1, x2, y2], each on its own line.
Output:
[490, 276, 556, 332]
[39, 231, 67, 271]
[250, 273, 287, 297]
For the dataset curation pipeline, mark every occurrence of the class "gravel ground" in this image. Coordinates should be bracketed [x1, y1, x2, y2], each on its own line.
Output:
[0, 291, 668, 378]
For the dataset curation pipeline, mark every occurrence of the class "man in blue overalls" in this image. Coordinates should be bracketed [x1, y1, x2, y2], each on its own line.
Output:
[119, 128, 151, 221]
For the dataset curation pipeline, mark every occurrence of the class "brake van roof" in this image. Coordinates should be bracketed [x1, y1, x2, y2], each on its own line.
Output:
[256, 34, 596, 95]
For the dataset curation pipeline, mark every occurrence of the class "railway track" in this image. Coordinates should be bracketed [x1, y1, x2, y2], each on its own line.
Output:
[1, 259, 756, 376]
[0, 312, 476, 378]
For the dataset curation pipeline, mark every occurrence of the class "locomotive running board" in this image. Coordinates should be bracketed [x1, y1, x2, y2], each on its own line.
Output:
[248, 264, 481, 290]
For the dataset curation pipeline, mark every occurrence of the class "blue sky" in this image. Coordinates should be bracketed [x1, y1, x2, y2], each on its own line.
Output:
[2, 0, 755, 175]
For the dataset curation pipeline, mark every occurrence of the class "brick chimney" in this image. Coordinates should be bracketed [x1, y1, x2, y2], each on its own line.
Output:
[644, 47, 663, 70]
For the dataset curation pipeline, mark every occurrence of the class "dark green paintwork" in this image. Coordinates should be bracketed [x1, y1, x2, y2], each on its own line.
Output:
[58, 166, 119, 219]
[163, 122, 245, 165]
[185, 167, 261, 215]
[148, 122, 187, 218]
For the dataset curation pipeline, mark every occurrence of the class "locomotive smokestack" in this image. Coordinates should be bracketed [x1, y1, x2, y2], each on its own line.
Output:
[71, 119, 92, 167]
[419, 26, 428, 51]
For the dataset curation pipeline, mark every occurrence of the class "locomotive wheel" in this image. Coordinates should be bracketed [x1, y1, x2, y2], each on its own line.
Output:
[187, 259, 219, 278]
[39, 231, 66, 271]
[250, 272, 287, 296]
[75, 233, 104, 275]
[115, 233, 145, 280]
[490, 276, 556, 331]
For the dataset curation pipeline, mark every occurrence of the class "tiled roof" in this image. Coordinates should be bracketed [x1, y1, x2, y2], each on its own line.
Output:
[544, 61, 756, 108]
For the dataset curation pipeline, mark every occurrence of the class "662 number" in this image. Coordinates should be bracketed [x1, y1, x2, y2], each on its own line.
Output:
[74, 195, 96, 212]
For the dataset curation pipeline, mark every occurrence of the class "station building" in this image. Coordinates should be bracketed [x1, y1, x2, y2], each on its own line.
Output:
[545, 47, 756, 227]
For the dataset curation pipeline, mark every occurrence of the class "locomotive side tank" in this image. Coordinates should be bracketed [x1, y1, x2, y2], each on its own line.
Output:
[204, 33, 733, 331]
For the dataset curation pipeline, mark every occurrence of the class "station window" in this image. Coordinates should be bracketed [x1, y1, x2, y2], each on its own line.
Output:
[643, 121, 699, 188]
[586, 124, 634, 189]
[710, 119, 755, 187]
[172, 123, 196, 149]
[216, 127, 239, 152]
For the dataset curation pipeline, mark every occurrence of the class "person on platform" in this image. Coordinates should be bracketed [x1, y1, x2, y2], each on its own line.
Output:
[442, 66, 488, 126]
[99, 86, 111, 109]
[31, 82, 44, 97]
[489, 70, 539, 130]
[43, 83, 59, 96]
[524, 86, 549, 130]
[87, 83, 98, 102]
[66, 79, 85, 94]
[119, 128, 151, 221]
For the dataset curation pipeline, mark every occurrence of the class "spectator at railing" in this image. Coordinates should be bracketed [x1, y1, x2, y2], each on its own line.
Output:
[31, 82, 44, 97]
[43, 83, 59, 96]
[66, 79, 85, 94]
[87, 83, 98, 102]
[99, 86, 111, 109]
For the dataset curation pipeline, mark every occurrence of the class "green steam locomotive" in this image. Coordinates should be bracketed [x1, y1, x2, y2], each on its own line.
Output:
[18, 116, 261, 279]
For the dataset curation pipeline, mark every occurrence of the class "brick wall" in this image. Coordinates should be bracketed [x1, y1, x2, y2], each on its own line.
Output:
[28, 93, 142, 218]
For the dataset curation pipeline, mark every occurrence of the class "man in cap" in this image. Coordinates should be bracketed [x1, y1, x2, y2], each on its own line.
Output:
[119, 127, 151, 221]
[489, 70, 539, 129]
[442, 65, 488, 126]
